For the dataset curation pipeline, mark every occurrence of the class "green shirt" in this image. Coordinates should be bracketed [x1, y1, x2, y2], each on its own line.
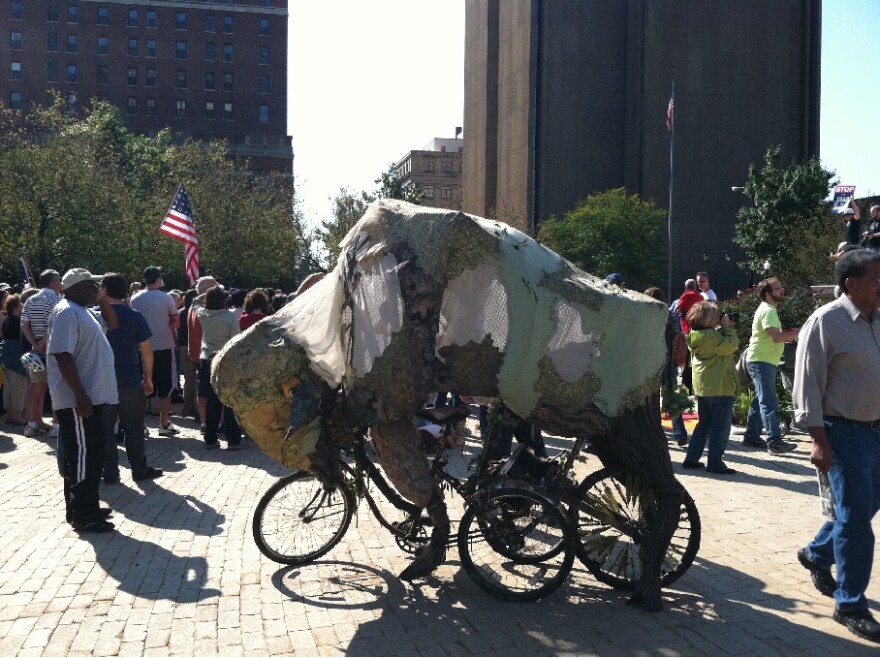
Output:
[747, 301, 784, 365]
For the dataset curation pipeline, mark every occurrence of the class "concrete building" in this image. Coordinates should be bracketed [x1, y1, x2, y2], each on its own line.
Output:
[1, 0, 292, 173]
[394, 134, 464, 210]
[463, 0, 821, 296]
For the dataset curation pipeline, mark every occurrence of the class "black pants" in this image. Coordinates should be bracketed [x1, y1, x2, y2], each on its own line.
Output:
[199, 358, 241, 445]
[116, 387, 148, 476]
[58, 405, 109, 524]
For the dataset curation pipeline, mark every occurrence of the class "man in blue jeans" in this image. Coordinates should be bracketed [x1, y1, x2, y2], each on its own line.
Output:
[743, 277, 799, 453]
[792, 249, 880, 643]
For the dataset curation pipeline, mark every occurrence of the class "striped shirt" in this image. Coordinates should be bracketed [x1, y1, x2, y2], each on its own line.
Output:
[21, 288, 61, 341]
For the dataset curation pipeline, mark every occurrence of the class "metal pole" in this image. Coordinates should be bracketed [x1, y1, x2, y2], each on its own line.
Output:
[666, 81, 675, 302]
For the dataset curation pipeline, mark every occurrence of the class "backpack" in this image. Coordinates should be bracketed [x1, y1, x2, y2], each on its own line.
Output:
[735, 350, 752, 388]
[672, 331, 688, 368]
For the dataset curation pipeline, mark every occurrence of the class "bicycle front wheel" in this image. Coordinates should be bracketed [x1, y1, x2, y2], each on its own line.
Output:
[253, 472, 355, 565]
[458, 487, 574, 602]
[572, 468, 700, 590]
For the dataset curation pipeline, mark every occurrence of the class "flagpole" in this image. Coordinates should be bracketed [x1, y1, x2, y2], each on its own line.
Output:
[667, 81, 675, 303]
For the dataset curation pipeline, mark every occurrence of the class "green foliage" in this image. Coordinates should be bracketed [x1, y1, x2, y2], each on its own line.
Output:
[734, 146, 836, 287]
[375, 164, 424, 204]
[317, 188, 376, 269]
[0, 98, 305, 290]
[733, 390, 752, 426]
[536, 188, 666, 290]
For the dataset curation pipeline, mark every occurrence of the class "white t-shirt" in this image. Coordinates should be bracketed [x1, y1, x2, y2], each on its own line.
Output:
[131, 289, 178, 351]
[47, 299, 118, 409]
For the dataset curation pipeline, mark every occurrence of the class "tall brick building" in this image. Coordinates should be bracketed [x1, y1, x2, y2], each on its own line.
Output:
[464, 0, 821, 296]
[1, 0, 292, 173]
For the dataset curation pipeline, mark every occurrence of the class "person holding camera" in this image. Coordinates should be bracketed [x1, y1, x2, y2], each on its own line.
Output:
[743, 277, 800, 453]
[681, 302, 739, 474]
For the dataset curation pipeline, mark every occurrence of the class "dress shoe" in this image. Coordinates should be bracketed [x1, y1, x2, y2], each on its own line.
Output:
[71, 519, 115, 533]
[681, 460, 705, 469]
[133, 466, 164, 482]
[833, 609, 880, 643]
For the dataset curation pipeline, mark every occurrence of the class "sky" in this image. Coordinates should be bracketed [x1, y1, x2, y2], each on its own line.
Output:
[288, 0, 880, 229]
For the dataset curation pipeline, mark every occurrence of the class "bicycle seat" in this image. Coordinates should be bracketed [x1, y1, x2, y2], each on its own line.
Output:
[418, 405, 470, 425]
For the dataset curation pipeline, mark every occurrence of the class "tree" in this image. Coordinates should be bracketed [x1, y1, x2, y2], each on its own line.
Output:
[375, 164, 424, 204]
[733, 146, 836, 286]
[316, 188, 375, 269]
[537, 188, 666, 290]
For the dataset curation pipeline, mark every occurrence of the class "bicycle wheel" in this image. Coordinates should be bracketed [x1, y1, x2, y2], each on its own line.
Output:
[458, 487, 575, 602]
[572, 468, 700, 591]
[253, 472, 355, 565]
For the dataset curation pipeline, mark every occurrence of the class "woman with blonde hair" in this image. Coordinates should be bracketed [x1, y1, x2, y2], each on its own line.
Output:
[682, 301, 739, 474]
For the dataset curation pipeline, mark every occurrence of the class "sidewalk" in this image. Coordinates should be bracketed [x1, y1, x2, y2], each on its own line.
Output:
[0, 411, 877, 656]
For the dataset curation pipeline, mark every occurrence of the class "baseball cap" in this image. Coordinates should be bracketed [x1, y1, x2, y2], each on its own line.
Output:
[605, 273, 623, 285]
[843, 208, 855, 216]
[61, 268, 103, 290]
[0, 282, 10, 291]
[143, 265, 163, 285]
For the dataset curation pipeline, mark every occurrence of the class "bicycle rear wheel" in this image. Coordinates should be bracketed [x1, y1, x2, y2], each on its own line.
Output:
[458, 487, 574, 602]
[253, 472, 355, 565]
[572, 468, 700, 590]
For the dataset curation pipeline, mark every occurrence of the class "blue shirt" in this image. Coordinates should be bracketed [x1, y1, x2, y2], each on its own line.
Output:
[105, 303, 152, 389]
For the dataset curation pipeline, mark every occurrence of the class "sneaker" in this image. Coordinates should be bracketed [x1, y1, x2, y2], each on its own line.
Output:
[742, 437, 768, 449]
[833, 609, 880, 643]
[768, 440, 797, 454]
[71, 519, 115, 533]
[158, 423, 179, 437]
[23, 426, 47, 437]
[797, 547, 836, 597]
[133, 466, 164, 482]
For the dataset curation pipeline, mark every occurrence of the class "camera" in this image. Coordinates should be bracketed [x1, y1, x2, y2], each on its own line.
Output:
[721, 311, 740, 324]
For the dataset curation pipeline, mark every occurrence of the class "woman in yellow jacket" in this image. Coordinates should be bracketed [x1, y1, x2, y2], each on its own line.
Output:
[682, 301, 739, 475]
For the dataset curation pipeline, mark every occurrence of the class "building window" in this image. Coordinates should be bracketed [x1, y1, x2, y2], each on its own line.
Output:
[206, 14, 215, 32]
[10, 1, 22, 19]
[259, 46, 270, 65]
[223, 44, 233, 63]
[47, 31, 58, 51]
[147, 39, 156, 57]
[223, 72, 233, 91]
[175, 99, 186, 118]
[127, 67, 137, 85]
[441, 188, 452, 200]
[96, 36, 107, 54]
[10, 61, 22, 80]
[67, 34, 77, 53]
[67, 63, 77, 83]
[205, 42, 215, 61]
[95, 63, 107, 84]
[128, 8, 137, 27]
[259, 74, 270, 94]
[259, 18, 270, 35]
[176, 41, 187, 59]
[10, 91, 22, 110]
[147, 10, 156, 28]
[176, 12, 187, 30]
[146, 97, 156, 115]
[127, 97, 137, 114]
[223, 15, 233, 33]
[146, 68, 156, 86]
[259, 104, 269, 122]
[128, 38, 137, 56]
[48, 2, 58, 21]
[10, 32, 22, 50]
[441, 161, 452, 174]
[68, 4, 78, 23]
[205, 101, 215, 119]
[459, 161, 463, 173]
[175, 69, 187, 88]
[423, 160, 435, 173]
[205, 71, 215, 90]
[48, 61, 58, 82]
[97, 6, 108, 25]
[223, 102, 233, 120]
[423, 186, 434, 199]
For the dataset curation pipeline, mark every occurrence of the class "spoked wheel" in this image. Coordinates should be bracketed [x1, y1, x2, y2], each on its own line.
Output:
[458, 487, 575, 602]
[253, 472, 355, 565]
[572, 468, 700, 591]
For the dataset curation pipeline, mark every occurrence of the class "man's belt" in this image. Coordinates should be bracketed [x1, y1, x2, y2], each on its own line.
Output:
[825, 416, 880, 429]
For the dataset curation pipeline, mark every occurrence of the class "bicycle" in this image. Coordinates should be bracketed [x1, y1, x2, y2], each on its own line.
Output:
[252, 404, 576, 602]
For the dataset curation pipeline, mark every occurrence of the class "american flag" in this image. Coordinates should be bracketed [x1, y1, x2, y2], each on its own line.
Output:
[159, 184, 200, 284]
[666, 94, 674, 131]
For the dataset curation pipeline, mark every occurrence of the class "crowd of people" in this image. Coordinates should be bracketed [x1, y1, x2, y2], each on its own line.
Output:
[0, 265, 298, 535]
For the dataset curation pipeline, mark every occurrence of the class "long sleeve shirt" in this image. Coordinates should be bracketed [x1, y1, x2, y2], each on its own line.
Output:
[793, 294, 880, 427]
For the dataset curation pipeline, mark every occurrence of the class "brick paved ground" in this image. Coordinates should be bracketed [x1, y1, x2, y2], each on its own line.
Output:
[0, 409, 878, 656]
